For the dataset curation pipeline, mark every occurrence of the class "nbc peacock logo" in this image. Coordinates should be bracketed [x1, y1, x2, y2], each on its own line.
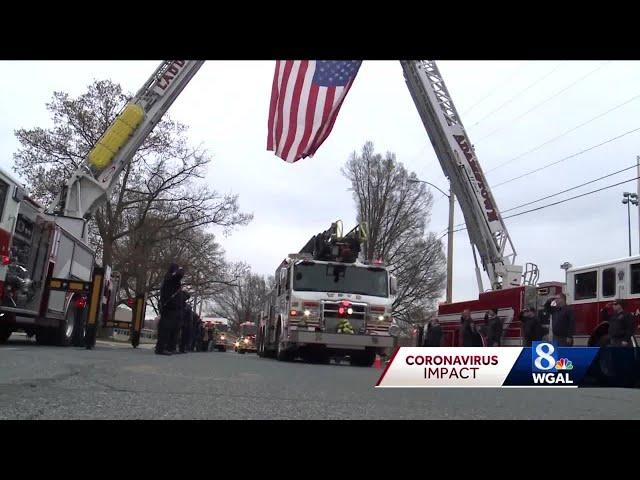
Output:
[555, 358, 573, 370]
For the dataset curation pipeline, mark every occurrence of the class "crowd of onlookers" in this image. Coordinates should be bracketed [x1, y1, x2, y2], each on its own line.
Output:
[420, 293, 636, 348]
[154, 263, 223, 356]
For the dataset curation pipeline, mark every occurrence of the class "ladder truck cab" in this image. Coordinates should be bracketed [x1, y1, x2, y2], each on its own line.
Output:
[235, 321, 257, 354]
[0, 60, 203, 346]
[256, 220, 401, 366]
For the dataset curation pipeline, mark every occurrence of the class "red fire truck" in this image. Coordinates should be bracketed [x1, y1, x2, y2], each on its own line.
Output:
[0, 61, 203, 346]
[403, 61, 639, 347]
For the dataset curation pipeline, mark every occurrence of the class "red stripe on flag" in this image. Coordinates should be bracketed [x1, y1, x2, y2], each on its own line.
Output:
[266, 60, 281, 151]
[303, 87, 336, 159]
[312, 79, 355, 153]
[281, 60, 309, 161]
[274, 61, 294, 154]
[293, 83, 320, 161]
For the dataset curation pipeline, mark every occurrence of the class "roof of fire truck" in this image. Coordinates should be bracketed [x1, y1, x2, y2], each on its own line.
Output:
[566, 255, 640, 273]
[280, 253, 388, 269]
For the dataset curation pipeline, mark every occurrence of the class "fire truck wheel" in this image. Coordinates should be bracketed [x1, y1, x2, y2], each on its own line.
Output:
[53, 306, 76, 347]
[350, 349, 376, 367]
[257, 331, 265, 357]
[275, 323, 291, 361]
[35, 327, 54, 346]
[0, 327, 11, 344]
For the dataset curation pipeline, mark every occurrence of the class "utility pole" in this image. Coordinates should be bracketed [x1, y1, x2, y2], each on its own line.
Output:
[637, 155, 640, 254]
[409, 178, 454, 303]
[446, 187, 455, 304]
[622, 192, 638, 256]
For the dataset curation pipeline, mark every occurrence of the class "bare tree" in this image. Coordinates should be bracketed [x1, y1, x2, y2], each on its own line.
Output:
[13, 79, 252, 304]
[211, 265, 274, 332]
[342, 141, 446, 322]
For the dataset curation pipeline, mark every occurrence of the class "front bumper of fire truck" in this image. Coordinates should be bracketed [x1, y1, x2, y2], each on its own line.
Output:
[288, 330, 397, 349]
[236, 337, 256, 351]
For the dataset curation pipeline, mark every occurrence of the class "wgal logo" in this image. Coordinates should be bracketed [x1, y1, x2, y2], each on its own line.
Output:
[531, 342, 574, 385]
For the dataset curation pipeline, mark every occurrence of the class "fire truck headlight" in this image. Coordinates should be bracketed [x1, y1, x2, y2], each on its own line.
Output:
[243, 338, 249, 344]
[388, 324, 400, 337]
[347, 308, 353, 315]
[304, 309, 311, 317]
[220, 335, 226, 341]
[378, 315, 385, 322]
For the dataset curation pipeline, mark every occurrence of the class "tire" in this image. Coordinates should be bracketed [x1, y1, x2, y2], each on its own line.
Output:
[275, 323, 291, 361]
[350, 350, 376, 367]
[51, 304, 78, 347]
[0, 327, 12, 344]
[257, 329, 265, 358]
[36, 327, 54, 346]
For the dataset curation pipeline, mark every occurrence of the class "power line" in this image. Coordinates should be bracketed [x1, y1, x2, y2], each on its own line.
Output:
[445, 163, 638, 232]
[501, 164, 638, 214]
[492, 126, 640, 188]
[445, 175, 640, 236]
[486, 92, 640, 174]
[461, 62, 526, 116]
[475, 61, 610, 143]
[469, 63, 563, 128]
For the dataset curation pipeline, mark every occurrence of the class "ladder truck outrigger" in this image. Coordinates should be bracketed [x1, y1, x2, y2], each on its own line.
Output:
[0, 60, 204, 347]
[256, 220, 405, 366]
[402, 60, 639, 347]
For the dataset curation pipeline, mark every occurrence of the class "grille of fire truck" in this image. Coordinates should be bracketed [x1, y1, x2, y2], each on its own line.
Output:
[288, 318, 321, 329]
[321, 301, 367, 334]
[366, 317, 392, 334]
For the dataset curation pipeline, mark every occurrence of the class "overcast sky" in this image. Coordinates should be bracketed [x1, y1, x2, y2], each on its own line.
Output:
[2, 60, 640, 303]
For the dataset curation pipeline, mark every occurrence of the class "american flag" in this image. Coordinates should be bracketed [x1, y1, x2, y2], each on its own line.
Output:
[267, 60, 362, 163]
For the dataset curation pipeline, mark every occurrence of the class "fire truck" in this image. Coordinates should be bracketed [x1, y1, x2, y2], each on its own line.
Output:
[256, 220, 401, 366]
[402, 60, 640, 347]
[234, 321, 257, 354]
[0, 60, 204, 346]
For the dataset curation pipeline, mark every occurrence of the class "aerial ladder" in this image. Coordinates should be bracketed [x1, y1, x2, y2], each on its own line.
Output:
[52, 59, 531, 297]
[50, 60, 204, 228]
[400, 60, 539, 292]
[299, 220, 367, 263]
[0, 60, 204, 347]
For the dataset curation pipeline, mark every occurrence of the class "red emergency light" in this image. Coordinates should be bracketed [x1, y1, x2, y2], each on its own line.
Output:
[75, 296, 87, 309]
[1, 255, 10, 266]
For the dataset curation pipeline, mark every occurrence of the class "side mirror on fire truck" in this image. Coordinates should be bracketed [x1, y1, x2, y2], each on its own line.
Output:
[390, 276, 398, 296]
[13, 185, 26, 202]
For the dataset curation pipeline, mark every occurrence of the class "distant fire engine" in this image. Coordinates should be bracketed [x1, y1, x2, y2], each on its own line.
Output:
[257, 220, 403, 366]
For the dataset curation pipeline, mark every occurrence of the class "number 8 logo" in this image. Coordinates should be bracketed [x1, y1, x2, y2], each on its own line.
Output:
[534, 343, 556, 371]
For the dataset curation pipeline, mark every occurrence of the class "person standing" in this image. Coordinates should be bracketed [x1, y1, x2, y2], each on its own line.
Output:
[424, 318, 443, 347]
[180, 304, 194, 354]
[156, 263, 184, 356]
[545, 293, 575, 347]
[459, 309, 475, 347]
[485, 308, 503, 347]
[602, 299, 635, 347]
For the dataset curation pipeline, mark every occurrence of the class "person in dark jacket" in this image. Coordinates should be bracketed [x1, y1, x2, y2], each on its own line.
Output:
[520, 306, 546, 346]
[424, 318, 443, 347]
[155, 263, 184, 355]
[602, 299, 636, 347]
[485, 308, 503, 346]
[190, 314, 200, 352]
[545, 293, 575, 347]
[459, 309, 476, 347]
[180, 304, 194, 354]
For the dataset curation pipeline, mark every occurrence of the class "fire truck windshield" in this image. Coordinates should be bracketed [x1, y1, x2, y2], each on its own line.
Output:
[293, 263, 388, 298]
[241, 324, 257, 336]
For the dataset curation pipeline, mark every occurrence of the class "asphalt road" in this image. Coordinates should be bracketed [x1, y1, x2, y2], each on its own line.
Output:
[1, 333, 640, 419]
